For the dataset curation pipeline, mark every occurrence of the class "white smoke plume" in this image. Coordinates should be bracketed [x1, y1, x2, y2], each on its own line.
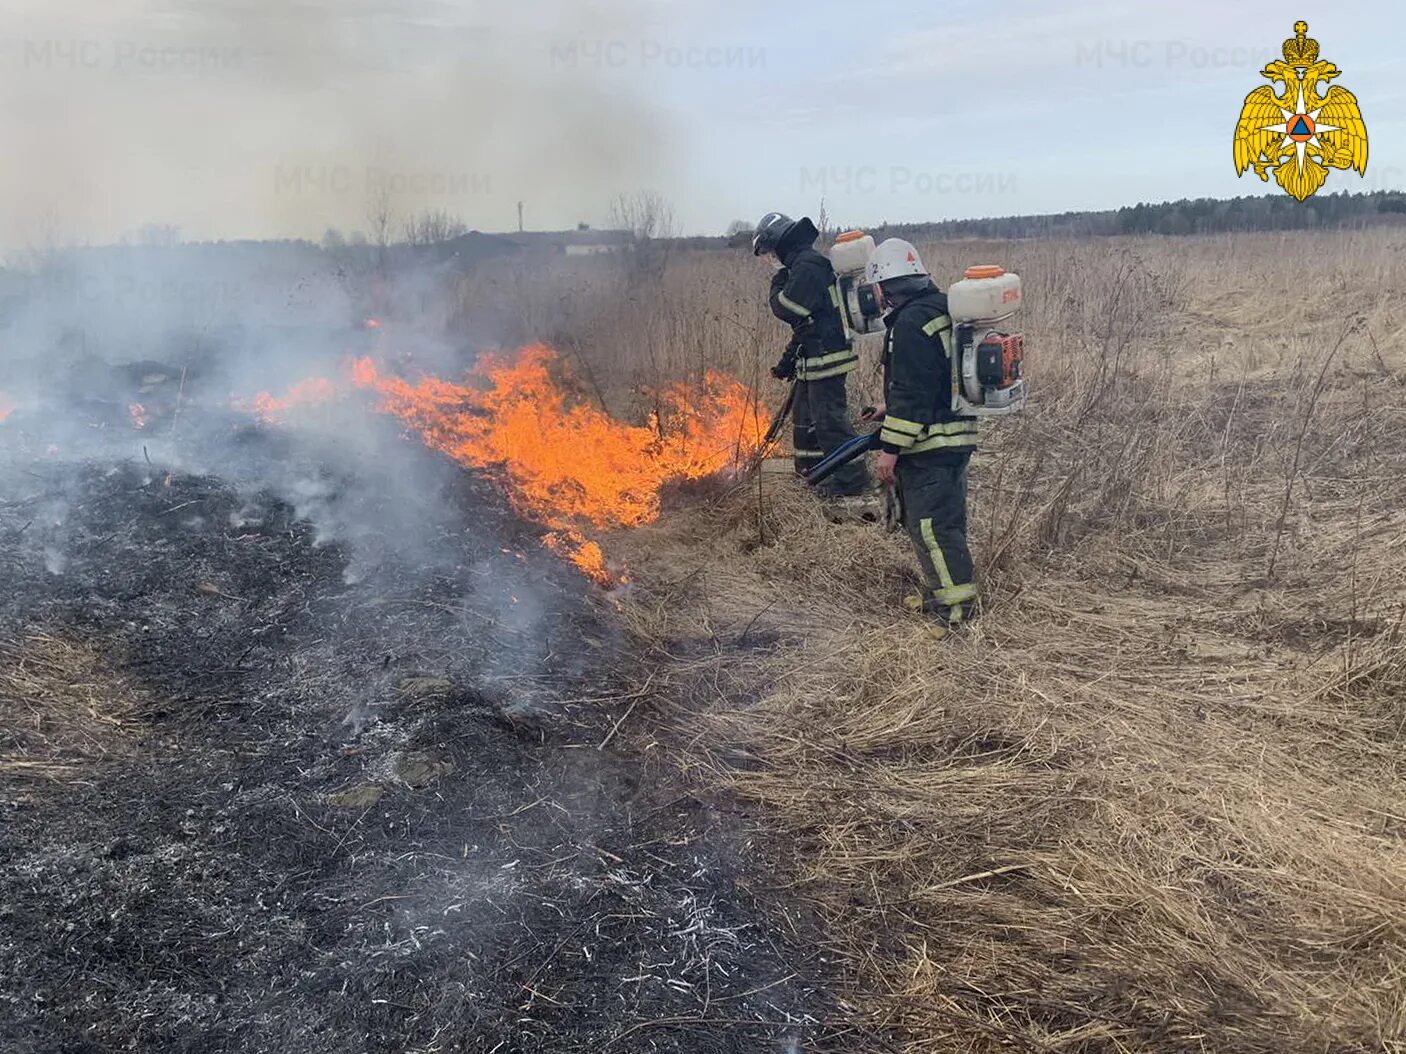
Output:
[0, 0, 686, 673]
[0, 0, 679, 247]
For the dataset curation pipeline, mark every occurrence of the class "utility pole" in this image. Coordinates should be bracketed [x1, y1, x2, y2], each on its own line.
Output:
[517, 201, 524, 233]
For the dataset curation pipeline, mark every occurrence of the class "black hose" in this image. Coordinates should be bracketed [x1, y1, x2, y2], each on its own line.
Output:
[762, 384, 796, 447]
[804, 431, 879, 486]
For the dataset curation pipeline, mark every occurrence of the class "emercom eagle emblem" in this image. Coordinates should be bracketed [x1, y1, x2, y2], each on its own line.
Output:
[1233, 21, 1368, 201]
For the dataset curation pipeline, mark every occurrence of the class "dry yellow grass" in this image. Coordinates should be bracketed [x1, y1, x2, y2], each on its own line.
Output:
[0, 634, 148, 780]
[464, 228, 1406, 1051]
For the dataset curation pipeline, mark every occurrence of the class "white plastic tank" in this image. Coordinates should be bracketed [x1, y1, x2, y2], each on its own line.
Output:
[829, 230, 876, 276]
[948, 265, 1022, 323]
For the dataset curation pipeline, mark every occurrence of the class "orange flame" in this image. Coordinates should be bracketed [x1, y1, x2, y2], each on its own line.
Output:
[350, 345, 763, 581]
[0, 393, 14, 423]
[235, 377, 339, 423]
[129, 403, 149, 430]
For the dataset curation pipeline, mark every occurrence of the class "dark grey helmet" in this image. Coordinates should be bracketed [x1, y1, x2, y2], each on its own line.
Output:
[751, 211, 796, 256]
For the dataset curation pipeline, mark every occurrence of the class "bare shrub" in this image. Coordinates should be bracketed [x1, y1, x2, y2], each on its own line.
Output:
[610, 191, 674, 283]
[402, 208, 468, 246]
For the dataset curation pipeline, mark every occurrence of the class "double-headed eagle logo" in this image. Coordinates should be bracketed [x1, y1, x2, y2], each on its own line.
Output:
[1234, 21, 1368, 201]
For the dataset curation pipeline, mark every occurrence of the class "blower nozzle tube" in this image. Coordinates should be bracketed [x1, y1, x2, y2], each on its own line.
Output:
[804, 431, 880, 486]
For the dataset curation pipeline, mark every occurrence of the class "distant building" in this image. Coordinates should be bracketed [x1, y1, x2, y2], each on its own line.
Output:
[430, 230, 523, 267]
[408, 227, 635, 275]
[502, 229, 633, 255]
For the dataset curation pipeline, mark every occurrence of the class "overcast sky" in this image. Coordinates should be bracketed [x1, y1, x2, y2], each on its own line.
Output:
[0, 0, 1401, 248]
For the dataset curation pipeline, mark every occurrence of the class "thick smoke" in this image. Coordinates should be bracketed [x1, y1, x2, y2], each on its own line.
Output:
[0, 0, 677, 246]
[0, 0, 672, 692]
[4, 244, 624, 764]
[0, 243, 444, 551]
[0, 0, 683, 555]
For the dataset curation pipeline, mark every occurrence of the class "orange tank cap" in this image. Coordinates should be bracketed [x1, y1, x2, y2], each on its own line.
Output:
[963, 265, 1005, 279]
[834, 230, 867, 243]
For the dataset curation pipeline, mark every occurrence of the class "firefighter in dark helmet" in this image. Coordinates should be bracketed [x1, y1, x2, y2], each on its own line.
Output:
[863, 238, 979, 630]
[752, 212, 870, 496]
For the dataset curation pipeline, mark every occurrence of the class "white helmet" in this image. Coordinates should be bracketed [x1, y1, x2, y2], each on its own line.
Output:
[865, 238, 927, 284]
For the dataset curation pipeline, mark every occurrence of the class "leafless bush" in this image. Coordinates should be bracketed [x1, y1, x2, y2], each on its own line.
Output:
[610, 191, 674, 282]
[402, 208, 468, 246]
[365, 184, 394, 277]
[610, 190, 674, 243]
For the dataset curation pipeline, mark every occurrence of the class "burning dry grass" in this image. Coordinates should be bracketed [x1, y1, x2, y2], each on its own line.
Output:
[214, 343, 765, 583]
[0, 634, 147, 781]
[582, 228, 1406, 1051]
[351, 344, 765, 580]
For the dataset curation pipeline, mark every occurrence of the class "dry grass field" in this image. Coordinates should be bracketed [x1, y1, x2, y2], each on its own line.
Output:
[5, 227, 1403, 1053]
[481, 228, 1406, 1052]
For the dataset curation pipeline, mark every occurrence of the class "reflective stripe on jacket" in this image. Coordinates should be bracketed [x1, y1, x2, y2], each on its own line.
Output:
[770, 246, 855, 379]
[880, 286, 977, 457]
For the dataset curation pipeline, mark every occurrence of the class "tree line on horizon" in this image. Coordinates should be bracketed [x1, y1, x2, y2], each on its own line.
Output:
[18, 189, 1405, 263]
[865, 190, 1406, 241]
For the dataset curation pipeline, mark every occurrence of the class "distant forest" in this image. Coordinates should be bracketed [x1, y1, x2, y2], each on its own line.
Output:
[870, 190, 1406, 241]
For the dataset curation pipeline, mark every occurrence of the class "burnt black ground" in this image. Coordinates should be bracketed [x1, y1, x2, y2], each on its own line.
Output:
[0, 429, 849, 1053]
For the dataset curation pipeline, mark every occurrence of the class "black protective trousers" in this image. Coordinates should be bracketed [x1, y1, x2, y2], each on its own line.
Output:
[897, 453, 979, 623]
[791, 374, 870, 496]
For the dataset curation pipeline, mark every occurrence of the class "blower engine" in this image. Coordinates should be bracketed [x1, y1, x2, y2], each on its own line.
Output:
[827, 232, 1027, 417]
[947, 265, 1026, 416]
[830, 230, 885, 337]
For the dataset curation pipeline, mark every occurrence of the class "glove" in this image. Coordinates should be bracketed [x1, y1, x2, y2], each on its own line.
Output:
[770, 352, 797, 381]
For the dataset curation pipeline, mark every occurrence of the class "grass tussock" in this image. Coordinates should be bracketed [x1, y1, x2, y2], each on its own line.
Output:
[563, 229, 1406, 1052]
[0, 634, 147, 780]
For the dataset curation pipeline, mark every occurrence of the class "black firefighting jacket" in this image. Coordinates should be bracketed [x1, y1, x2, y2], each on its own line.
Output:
[879, 284, 978, 459]
[768, 225, 856, 381]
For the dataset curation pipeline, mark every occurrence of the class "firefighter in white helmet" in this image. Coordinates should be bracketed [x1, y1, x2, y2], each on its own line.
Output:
[862, 238, 980, 629]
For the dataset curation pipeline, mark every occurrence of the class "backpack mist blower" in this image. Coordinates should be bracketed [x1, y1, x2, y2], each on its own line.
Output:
[804, 233, 1029, 487]
[829, 231, 1028, 417]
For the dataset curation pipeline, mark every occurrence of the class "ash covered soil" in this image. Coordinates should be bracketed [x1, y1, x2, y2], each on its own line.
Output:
[0, 427, 843, 1052]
